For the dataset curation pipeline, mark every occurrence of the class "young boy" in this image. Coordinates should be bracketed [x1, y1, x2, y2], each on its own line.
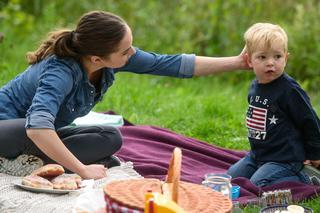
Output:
[227, 23, 320, 187]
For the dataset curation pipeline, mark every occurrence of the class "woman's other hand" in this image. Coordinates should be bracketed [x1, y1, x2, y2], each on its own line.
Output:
[79, 164, 107, 180]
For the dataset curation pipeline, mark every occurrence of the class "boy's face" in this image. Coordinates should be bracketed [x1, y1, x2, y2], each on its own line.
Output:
[247, 42, 288, 84]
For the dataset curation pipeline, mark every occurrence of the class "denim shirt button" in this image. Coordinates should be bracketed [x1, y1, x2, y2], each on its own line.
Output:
[89, 103, 92, 106]
[71, 108, 75, 111]
[90, 90, 94, 94]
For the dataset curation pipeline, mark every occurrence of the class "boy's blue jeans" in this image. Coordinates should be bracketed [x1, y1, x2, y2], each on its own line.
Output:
[227, 154, 310, 187]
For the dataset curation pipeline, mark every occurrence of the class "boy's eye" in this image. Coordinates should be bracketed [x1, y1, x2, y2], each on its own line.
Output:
[275, 54, 282, 59]
[258, 55, 265, 59]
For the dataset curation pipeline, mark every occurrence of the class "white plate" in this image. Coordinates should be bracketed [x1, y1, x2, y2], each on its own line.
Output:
[13, 179, 81, 194]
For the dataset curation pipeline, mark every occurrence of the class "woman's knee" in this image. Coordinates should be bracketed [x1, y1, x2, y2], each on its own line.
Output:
[111, 127, 123, 150]
[100, 126, 123, 151]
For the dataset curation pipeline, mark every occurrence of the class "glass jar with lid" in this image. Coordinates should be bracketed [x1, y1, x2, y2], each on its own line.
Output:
[202, 173, 232, 199]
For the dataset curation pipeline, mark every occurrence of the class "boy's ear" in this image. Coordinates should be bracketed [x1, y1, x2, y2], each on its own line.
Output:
[285, 52, 290, 62]
[245, 53, 253, 68]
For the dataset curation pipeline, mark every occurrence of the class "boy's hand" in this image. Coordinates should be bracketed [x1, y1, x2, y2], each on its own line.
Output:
[310, 160, 320, 168]
[304, 160, 320, 168]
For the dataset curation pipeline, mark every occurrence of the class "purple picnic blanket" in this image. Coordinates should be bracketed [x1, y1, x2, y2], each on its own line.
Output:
[115, 124, 320, 204]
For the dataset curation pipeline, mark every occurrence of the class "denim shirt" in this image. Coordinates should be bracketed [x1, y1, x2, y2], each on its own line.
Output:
[0, 48, 195, 130]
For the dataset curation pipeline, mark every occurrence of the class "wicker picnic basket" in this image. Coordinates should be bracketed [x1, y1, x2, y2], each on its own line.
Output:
[103, 148, 233, 213]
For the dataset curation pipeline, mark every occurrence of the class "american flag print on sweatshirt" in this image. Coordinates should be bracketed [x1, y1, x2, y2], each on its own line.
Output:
[246, 105, 267, 131]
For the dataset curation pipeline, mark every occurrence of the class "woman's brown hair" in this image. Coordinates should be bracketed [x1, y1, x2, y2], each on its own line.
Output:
[27, 11, 127, 64]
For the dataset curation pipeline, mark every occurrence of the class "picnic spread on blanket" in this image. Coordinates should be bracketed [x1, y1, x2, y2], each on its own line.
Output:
[104, 148, 232, 213]
[1, 112, 320, 212]
[0, 162, 142, 213]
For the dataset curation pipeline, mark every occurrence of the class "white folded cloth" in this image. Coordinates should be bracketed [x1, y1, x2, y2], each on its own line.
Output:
[72, 111, 124, 127]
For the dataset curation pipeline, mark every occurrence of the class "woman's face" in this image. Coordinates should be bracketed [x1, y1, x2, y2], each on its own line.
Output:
[103, 25, 135, 68]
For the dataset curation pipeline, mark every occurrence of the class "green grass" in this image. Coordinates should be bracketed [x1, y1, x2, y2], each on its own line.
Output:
[96, 72, 251, 150]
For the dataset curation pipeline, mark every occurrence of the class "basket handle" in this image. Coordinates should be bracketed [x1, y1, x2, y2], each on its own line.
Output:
[162, 147, 182, 203]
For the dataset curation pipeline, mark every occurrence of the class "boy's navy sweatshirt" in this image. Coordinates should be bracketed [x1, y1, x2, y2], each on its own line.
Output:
[246, 73, 320, 162]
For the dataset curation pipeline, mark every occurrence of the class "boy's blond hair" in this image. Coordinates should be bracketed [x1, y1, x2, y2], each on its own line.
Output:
[244, 23, 288, 55]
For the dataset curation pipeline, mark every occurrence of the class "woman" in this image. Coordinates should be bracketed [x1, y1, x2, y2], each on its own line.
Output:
[0, 11, 248, 180]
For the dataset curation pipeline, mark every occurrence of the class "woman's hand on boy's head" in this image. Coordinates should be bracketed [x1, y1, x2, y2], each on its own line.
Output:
[239, 46, 251, 70]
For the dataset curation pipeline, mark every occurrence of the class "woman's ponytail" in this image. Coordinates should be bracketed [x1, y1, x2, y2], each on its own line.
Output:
[26, 29, 79, 64]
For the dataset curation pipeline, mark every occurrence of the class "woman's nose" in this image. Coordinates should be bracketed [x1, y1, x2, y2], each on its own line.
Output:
[128, 47, 135, 56]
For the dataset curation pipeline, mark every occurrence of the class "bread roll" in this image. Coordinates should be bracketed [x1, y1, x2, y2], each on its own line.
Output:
[22, 175, 53, 189]
[31, 164, 65, 178]
[51, 176, 80, 190]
